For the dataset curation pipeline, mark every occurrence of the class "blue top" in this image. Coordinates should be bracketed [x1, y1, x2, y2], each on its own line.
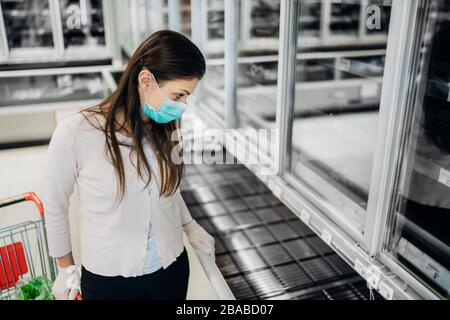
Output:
[143, 228, 163, 274]
[142, 139, 163, 275]
[141, 135, 164, 275]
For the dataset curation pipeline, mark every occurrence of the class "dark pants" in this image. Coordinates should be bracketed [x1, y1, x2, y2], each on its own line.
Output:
[80, 247, 190, 300]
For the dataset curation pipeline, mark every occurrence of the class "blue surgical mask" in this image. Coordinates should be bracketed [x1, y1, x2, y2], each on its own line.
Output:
[142, 73, 188, 124]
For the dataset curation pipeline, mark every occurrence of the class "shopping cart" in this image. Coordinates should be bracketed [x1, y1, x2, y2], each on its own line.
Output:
[0, 192, 81, 300]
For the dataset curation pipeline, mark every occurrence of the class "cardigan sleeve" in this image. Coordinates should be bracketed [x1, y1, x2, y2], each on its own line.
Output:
[43, 120, 78, 258]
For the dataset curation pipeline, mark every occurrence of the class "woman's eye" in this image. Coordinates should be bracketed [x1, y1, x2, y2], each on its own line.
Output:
[174, 93, 183, 100]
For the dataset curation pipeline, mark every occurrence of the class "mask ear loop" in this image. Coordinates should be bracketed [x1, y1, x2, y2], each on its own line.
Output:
[141, 65, 165, 109]
[149, 72, 166, 103]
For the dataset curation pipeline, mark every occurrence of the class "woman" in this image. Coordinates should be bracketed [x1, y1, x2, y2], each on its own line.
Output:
[43, 30, 215, 300]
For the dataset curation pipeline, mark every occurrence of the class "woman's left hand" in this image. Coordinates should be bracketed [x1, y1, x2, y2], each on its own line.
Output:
[183, 219, 215, 261]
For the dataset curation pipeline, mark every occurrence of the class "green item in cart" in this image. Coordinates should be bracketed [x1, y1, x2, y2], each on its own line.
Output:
[15, 277, 55, 300]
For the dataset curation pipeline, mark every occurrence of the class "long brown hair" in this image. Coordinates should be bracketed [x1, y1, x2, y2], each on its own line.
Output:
[82, 30, 205, 200]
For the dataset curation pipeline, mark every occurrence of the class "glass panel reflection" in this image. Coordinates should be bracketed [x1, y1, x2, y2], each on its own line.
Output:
[289, 0, 391, 222]
[1, 0, 54, 49]
[0, 73, 105, 106]
[250, 0, 280, 38]
[237, 0, 280, 129]
[116, 0, 134, 54]
[162, 0, 191, 37]
[208, 0, 225, 40]
[237, 60, 278, 126]
[59, 0, 106, 49]
[180, 0, 191, 37]
[298, 0, 321, 38]
[387, 0, 450, 298]
[163, 0, 169, 28]
[202, 0, 225, 117]
[329, 0, 360, 36]
[202, 64, 225, 117]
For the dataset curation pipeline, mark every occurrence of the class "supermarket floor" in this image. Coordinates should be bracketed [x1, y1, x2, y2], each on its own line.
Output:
[0, 145, 382, 300]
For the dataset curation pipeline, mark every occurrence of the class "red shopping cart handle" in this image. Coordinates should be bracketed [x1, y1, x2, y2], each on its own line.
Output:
[0, 192, 44, 217]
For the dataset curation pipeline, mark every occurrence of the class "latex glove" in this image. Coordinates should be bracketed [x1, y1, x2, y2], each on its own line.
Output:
[183, 219, 215, 261]
[52, 265, 81, 300]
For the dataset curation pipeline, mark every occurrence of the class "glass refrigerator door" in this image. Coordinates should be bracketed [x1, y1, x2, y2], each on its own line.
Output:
[329, 0, 360, 37]
[162, 0, 169, 29]
[385, 0, 450, 298]
[198, 0, 225, 119]
[287, 0, 392, 232]
[207, 0, 224, 40]
[205, 0, 224, 56]
[163, 0, 191, 37]
[236, 0, 280, 130]
[202, 63, 225, 118]
[117, 0, 136, 55]
[298, 0, 321, 39]
[1, 0, 54, 50]
[58, 0, 106, 50]
[180, 0, 191, 37]
[249, 0, 279, 39]
[322, 0, 391, 46]
[239, 0, 279, 52]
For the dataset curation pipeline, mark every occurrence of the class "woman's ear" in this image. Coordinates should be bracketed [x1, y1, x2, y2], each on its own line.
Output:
[138, 69, 153, 90]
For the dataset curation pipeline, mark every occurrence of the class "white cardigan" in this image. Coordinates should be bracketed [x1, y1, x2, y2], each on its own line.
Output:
[43, 112, 193, 277]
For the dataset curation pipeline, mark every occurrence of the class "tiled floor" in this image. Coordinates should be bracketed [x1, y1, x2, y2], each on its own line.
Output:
[180, 150, 383, 300]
